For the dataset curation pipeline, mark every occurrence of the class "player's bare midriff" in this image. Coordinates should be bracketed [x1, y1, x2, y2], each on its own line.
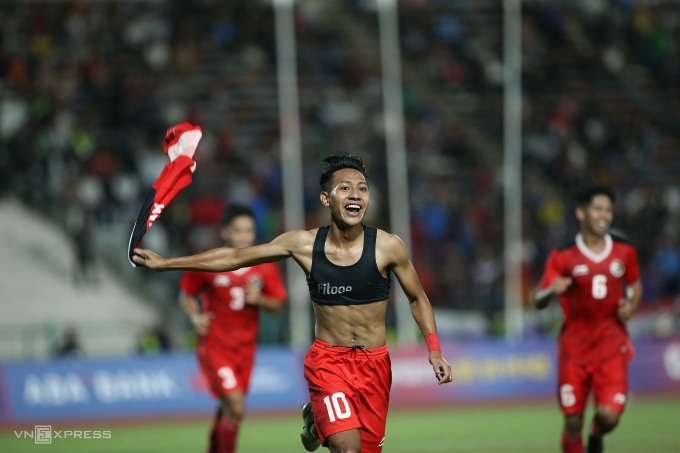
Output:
[313, 300, 388, 348]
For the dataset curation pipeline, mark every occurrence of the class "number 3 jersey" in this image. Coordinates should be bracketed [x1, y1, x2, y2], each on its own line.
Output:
[539, 233, 640, 364]
[179, 263, 287, 352]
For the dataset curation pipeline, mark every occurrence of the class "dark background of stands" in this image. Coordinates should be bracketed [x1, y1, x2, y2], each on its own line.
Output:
[1, 0, 678, 350]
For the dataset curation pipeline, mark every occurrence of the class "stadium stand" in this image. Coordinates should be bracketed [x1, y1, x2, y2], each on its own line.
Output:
[0, 1, 677, 354]
[0, 197, 157, 359]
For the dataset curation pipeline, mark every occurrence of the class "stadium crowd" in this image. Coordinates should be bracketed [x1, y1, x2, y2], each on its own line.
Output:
[1, 0, 677, 344]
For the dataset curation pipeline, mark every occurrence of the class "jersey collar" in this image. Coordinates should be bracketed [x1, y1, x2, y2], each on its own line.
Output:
[575, 233, 612, 263]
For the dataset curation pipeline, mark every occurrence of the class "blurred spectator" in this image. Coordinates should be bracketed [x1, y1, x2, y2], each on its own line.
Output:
[136, 319, 172, 355]
[53, 327, 84, 358]
[64, 177, 98, 286]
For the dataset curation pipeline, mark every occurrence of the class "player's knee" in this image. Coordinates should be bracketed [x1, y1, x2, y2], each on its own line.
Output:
[327, 443, 361, 453]
[564, 413, 584, 433]
[231, 408, 246, 422]
[326, 431, 361, 453]
[229, 404, 246, 422]
[220, 399, 246, 422]
[595, 408, 621, 432]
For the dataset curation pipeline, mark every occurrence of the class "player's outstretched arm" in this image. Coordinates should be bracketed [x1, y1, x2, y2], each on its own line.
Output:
[133, 246, 247, 271]
[133, 230, 305, 272]
[383, 232, 453, 385]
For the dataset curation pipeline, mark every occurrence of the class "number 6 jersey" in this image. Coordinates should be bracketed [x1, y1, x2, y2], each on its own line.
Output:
[538, 233, 640, 364]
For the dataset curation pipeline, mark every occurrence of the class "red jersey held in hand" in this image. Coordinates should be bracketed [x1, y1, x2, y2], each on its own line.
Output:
[539, 233, 640, 364]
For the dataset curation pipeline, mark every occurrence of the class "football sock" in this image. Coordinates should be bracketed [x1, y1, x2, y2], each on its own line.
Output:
[590, 419, 603, 436]
[208, 407, 222, 453]
[587, 420, 604, 453]
[561, 430, 583, 453]
[587, 433, 603, 453]
[215, 415, 239, 453]
[208, 425, 219, 453]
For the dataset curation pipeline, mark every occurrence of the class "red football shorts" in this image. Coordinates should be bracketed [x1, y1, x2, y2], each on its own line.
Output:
[558, 352, 629, 415]
[197, 338, 255, 399]
[304, 339, 392, 453]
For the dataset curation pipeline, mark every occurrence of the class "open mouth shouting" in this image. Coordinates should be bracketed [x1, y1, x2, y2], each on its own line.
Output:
[345, 203, 362, 217]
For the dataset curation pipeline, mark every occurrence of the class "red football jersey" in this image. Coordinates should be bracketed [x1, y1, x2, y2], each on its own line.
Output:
[539, 233, 640, 363]
[180, 263, 287, 351]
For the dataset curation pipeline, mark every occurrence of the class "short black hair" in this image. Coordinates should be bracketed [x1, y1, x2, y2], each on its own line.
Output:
[573, 183, 615, 207]
[319, 153, 369, 192]
[221, 204, 254, 226]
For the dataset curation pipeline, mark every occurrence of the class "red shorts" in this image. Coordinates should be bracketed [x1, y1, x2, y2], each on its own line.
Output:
[197, 339, 255, 399]
[557, 352, 629, 415]
[304, 339, 392, 453]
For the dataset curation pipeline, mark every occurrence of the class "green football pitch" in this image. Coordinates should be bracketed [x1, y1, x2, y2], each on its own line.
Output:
[1, 395, 678, 452]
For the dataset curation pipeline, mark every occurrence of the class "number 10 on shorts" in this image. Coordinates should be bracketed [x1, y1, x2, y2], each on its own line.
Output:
[324, 392, 351, 422]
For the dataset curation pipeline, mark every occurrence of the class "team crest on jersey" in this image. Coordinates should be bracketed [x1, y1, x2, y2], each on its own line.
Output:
[213, 275, 231, 286]
[609, 260, 625, 277]
[572, 264, 589, 277]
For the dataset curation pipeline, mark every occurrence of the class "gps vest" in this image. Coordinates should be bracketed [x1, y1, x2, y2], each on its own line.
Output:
[307, 226, 391, 306]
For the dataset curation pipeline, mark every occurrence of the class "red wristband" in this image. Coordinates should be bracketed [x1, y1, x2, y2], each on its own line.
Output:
[425, 333, 441, 353]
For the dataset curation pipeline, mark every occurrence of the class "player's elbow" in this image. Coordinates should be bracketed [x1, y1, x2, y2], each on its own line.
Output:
[531, 287, 554, 310]
[531, 294, 549, 310]
[535, 301, 549, 311]
[268, 301, 286, 314]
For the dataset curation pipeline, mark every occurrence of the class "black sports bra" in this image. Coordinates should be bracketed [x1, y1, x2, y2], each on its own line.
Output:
[307, 226, 391, 306]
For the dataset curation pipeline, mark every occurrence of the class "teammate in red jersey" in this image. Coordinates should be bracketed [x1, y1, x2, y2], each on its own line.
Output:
[531, 183, 643, 453]
[179, 204, 287, 453]
[134, 153, 453, 453]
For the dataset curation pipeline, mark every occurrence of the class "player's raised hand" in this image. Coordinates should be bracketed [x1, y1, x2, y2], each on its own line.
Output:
[133, 248, 166, 270]
[429, 352, 453, 385]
